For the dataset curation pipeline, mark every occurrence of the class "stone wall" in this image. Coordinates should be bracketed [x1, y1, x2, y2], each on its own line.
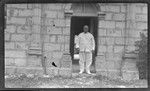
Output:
[5, 4, 72, 77]
[5, 3, 147, 79]
[96, 3, 147, 80]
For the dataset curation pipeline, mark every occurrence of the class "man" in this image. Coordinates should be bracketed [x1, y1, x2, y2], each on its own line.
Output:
[76, 25, 95, 74]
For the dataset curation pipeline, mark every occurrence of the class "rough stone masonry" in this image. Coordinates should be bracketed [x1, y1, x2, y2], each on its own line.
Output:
[5, 3, 147, 80]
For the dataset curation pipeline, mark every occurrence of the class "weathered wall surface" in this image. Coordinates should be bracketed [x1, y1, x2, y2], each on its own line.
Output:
[5, 4, 72, 77]
[5, 3, 147, 79]
[96, 3, 147, 80]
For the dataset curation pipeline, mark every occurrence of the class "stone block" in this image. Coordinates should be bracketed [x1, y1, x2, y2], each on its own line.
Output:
[54, 19, 66, 27]
[121, 5, 126, 12]
[106, 37, 115, 45]
[52, 51, 63, 59]
[45, 19, 54, 26]
[134, 6, 143, 13]
[98, 28, 106, 36]
[49, 35, 56, 43]
[62, 27, 70, 35]
[135, 14, 147, 22]
[11, 34, 25, 41]
[95, 55, 106, 62]
[96, 70, 108, 77]
[61, 61, 72, 68]
[105, 53, 114, 61]
[96, 61, 107, 70]
[105, 13, 113, 20]
[16, 67, 27, 74]
[115, 37, 125, 45]
[5, 58, 15, 66]
[122, 70, 139, 81]
[45, 4, 62, 10]
[65, 19, 71, 27]
[57, 12, 64, 18]
[18, 10, 32, 16]
[15, 42, 28, 50]
[45, 58, 60, 68]
[46, 67, 59, 76]
[122, 60, 138, 71]
[17, 25, 31, 34]
[107, 70, 120, 79]
[7, 17, 26, 25]
[7, 4, 27, 9]
[142, 6, 147, 14]
[106, 5, 120, 12]
[114, 46, 124, 53]
[45, 11, 57, 18]
[64, 43, 70, 52]
[126, 46, 136, 52]
[5, 33, 10, 41]
[98, 45, 106, 52]
[100, 5, 106, 11]
[128, 30, 140, 38]
[97, 52, 105, 56]
[44, 43, 61, 51]
[5, 50, 26, 58]
[26, 67, 43, 76]
[113, 13, 125, 21]
[106, 45, 113, 53]
[136, 22, 147, 30]
[33, 8, 41, 16]
[99, 21, 115, 28]
[32, 16, 41, 25]
[5, 25, 16, 33]
[44, 35, 50, 42]
[107, 29, 122, 37]
[59, 68, 72, 78]
[5, 67, 16, 75]
[107, 61, 116, 70]
[127, 38, 136, 45]
[47, 27, 62, 34]
[5, 42, 15, 49]
[98, 37, 106, 45]
[32, 4, 41, 9]
[32, 25, 41, 33]
[7, 9, 19, 17]
[116, 22, 125, 29]
[27, 56, 42, 67]
[64, 36, 70, 43]
[61, 54, 72, 62]
[14, 58, 26, 67]
[57, 35, 64, 43]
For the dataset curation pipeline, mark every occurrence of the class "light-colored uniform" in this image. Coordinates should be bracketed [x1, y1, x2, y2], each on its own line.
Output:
[76, 32, 95, 73]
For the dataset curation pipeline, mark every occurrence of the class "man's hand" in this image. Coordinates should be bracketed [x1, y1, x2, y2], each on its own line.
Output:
[92, 50, 95, 53]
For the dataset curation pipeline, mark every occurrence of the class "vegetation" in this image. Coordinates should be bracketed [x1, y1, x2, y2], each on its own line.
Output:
[135, 30, 147, 79]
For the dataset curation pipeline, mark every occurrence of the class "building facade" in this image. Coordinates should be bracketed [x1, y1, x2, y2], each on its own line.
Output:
[5, 3, 147, 80]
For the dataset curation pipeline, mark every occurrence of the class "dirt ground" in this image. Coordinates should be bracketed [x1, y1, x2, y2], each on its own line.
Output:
[5, 73, 148, 88]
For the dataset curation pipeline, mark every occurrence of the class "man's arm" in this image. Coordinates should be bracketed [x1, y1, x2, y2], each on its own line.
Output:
[76, 35, 80, 48]
[91, 35, 95, 51]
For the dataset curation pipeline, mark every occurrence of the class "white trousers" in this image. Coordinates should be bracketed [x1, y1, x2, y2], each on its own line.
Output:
[79, 51, 92, 73]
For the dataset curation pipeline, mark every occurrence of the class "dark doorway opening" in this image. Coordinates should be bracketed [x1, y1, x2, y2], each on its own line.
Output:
[70, 16, 98, 73]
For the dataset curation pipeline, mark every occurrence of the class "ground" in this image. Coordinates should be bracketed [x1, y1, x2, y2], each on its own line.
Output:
[5, 73, 148, 88]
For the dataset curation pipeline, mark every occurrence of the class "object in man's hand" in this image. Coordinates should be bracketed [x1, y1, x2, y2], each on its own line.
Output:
[52, 62, 57, 67]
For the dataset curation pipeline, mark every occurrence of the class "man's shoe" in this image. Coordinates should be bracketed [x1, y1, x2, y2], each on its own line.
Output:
[86, 71, 92, 74]
[79, 71, 84, 74]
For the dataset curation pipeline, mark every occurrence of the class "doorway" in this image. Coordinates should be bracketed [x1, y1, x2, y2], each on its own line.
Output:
[70, 16, 98, 73]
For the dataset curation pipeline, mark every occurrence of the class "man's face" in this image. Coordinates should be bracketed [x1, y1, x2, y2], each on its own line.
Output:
[83, 26, 89, 33]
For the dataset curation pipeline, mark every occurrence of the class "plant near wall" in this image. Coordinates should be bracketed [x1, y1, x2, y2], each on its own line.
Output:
[134, 29, 147, 79]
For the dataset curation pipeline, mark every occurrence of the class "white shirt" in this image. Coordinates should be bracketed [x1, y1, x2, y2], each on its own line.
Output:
[76, 32, 95, 52]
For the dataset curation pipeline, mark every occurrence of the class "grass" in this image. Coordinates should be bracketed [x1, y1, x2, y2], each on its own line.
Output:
[5, 73, 148, 88]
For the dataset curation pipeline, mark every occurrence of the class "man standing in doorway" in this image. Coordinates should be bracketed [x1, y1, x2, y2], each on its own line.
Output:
[76, 25, 95, 74]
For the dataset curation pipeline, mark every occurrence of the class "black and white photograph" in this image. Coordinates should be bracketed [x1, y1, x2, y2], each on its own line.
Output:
[4, 3, 148, 88]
